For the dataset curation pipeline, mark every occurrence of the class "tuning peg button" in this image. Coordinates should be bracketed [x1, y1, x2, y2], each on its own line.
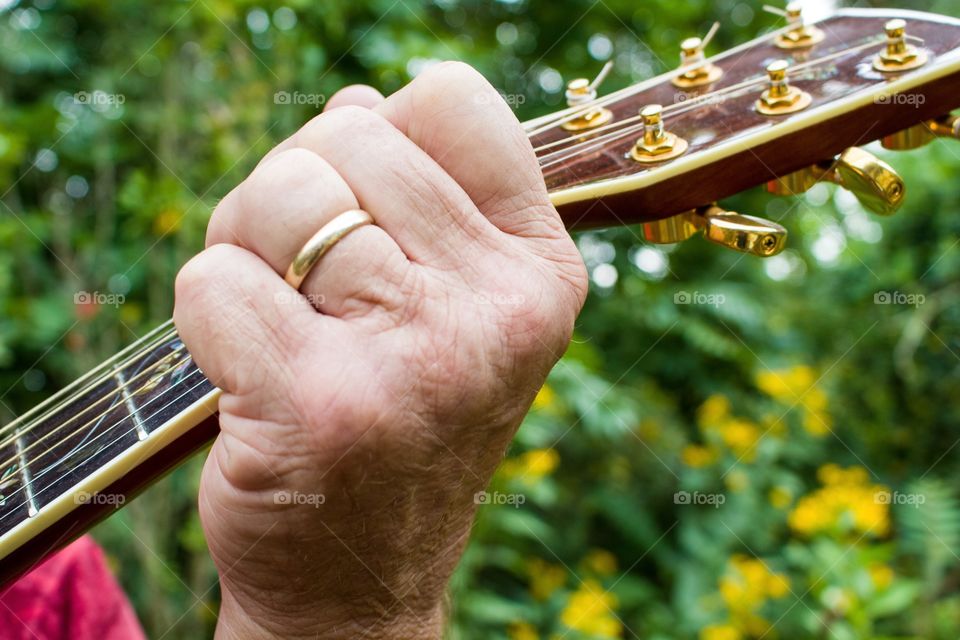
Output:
[642, 205, 787, 257]
[833, 147, 904, 216]
[767, 147, 905, 216]
[881, 115, 960, 150]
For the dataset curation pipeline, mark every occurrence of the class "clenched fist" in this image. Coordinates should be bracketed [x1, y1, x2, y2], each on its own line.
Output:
[173, 62, 587, 639]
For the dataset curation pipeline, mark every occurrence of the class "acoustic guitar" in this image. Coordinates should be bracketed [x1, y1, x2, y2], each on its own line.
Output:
[1, 5, 958, 587]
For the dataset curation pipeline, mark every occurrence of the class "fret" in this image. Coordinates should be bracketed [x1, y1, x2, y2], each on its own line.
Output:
[13, 434, 38, 517]
[0, 332, 211, 536]
[20, 376, 138, 516]
[121, 337, 209, 436]
[114, 368, 149, 441]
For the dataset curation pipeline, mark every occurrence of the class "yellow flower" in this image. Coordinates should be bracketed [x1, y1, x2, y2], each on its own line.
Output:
[508, 622, 538, 640]
[817, 464, 868, 487]
[804, 387, 829, 412]
[698, 394, 731, 428]
[767, 573, 791, 598]
[757, 367, 834, 438]
[560, 580, 621, 638]
[756, 370, 797, 400]
[768, 485, 793, 509]
[500, 448, 560, 483]
[803, 410, 832, 437]
[533, 384, 555, 411]
[700, 624, 742, 640]
[581, 549, 618, 577]
[681, 444, 716, 468]
[720, 556, 790, 613]
[789, 466, 889, 537]
[528, 558, 566, 600]
[718, 419, 761, 459]
[869, 564, 895, 590]
[524, 448, 560, 477]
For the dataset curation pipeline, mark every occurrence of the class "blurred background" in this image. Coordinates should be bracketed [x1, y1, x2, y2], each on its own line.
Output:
[2, 0, 960, 637]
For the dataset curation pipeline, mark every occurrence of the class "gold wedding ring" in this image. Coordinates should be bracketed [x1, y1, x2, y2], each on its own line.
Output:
[283, 209, 374, 290]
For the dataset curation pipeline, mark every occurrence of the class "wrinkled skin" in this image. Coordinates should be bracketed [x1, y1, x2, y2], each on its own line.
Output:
[174, 63, 587, 639]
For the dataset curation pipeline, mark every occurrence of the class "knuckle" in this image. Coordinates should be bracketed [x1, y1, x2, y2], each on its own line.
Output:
[300, 104, 390, 144]
[242, 148, 326, 206]
[420, 61, 499, 105]
[422, 61, 487, 89]
[175, 245, 234, 309]
[174, 252, 211, 306]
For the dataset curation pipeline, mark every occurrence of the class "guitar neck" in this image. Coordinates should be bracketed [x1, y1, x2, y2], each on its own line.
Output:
[0, 324, 219, 586]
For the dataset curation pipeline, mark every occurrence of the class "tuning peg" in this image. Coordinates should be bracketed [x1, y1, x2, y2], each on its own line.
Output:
[561, 62, 615, 132]
[642, 205, 787, 257]
[765, 2, 825, 50]
[756, 60, 812, 116]
[672, 22, 723, 89]
[881, 115, 960, 150]
[767, 147, 905, 216]
[630, 104, 689, 163]
[874, 19, 928, 73]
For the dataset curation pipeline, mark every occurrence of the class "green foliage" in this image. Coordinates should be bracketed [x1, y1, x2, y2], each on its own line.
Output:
[1, 0, 960, 638]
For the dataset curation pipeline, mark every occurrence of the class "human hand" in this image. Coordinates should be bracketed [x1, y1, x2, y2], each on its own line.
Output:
[173, 63, 587, 639]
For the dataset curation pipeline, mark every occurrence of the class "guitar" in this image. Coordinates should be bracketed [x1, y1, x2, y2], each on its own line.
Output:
[1, 6, 958, 587]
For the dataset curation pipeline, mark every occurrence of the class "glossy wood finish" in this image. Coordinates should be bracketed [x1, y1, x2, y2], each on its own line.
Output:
[535, 10, 960, 228]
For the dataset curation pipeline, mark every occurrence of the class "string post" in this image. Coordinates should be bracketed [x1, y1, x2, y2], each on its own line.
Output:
[874, 19, 928, 72]
[630, 104, 689, 163]
[774, 2, 825, 50]
[672, 25, 723, 89]
[756, 60, 812, 116]
[561, 64, 615, 132]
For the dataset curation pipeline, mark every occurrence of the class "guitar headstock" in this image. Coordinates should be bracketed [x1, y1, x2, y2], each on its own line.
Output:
[531, 6, 960, 257]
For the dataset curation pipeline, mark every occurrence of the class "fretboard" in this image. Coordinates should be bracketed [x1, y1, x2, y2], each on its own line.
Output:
[0, 322, 219, 585]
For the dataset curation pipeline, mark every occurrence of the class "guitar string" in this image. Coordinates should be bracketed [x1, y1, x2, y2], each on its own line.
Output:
[522, 23, 798, 136]
[536, 76, 779, 171]
[0, 341, 193, 477]
[1, 369, 210, 518]
[0, 338, 188, 467]
[0, 320, 176, 438]
[535, 73, 772, 166]
[1, 363, 205, 504]
[533, 36, 886, 168]
[0, 327, 182, 449]
[535, 49, 888, 171]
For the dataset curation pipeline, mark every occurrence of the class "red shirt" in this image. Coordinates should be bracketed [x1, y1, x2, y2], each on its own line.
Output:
[0, 536, 145, 639]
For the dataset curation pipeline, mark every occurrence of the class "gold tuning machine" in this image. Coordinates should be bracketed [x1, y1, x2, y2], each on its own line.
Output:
[881, 115, 960, 150]
[767, 147, 905, 216]
[561, 62, 615, 132]
[672, 23, 723, 89]
[774, 2, 825, 50]
[642, 205, 787, 257]
[630, 105, 689, 163]
[756, 60, 812, 116]
[874, 19, 928, 73]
